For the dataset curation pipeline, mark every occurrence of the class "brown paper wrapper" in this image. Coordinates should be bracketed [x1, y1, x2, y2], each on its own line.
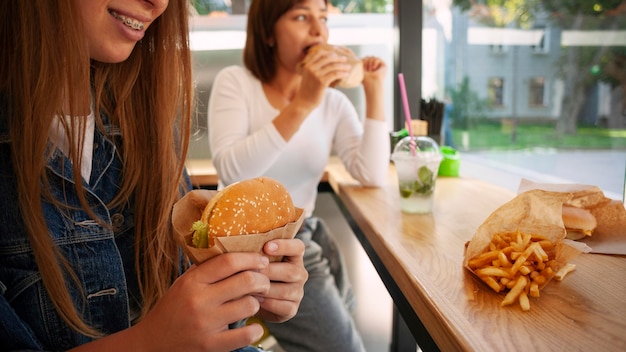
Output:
[463, 189, 590, 288]
[518, 179, 626, 255]
[172, 189, 305, 265]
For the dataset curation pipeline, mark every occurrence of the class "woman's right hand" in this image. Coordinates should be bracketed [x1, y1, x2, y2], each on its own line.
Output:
[130, 252, 272, 351]
[295, 46, 351, 110]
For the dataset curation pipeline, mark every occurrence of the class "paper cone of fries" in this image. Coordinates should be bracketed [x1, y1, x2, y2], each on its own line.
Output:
[463, 189, 590, 311]
[172, 189, 305, 265]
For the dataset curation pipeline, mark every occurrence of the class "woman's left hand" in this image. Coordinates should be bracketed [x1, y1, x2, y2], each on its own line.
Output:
[255, 238, 308, 323]
[361, 56, 387, 88]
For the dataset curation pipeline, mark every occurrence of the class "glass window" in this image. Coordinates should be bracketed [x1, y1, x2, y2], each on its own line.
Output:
[186, 0, 625, 200]
[488, 77, 505, 107]
[529, 76, 545, 107]
[428, 0, 626, 199]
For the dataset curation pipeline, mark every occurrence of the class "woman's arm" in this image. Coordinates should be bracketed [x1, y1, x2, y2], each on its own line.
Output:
[332, 56, 390, 187]
[361, 56, 387, 123]
[208, 68, 287, 185]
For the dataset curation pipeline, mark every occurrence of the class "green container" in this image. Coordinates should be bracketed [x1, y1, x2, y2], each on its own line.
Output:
[389, 129, 409, 153]
[438, 146, 460, 177]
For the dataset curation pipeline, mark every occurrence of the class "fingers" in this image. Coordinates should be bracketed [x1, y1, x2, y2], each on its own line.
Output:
[254, 262, 308, 322]
[256, 239, 307, 322]
[263, 238, 305, 260]
[208, 324, 266, 352]
[190, 252, 270, 285]
[262, 239, 307, 288]
[132, 253, 272, 351]
[362, 56, 386, 72]
[300, 48, 351, 87]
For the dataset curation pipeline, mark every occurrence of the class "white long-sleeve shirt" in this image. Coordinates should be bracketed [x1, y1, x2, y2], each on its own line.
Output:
[208, 66, 390, 217]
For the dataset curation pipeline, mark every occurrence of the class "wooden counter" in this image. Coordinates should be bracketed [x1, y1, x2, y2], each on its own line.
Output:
[186, 159, 219, 188]
[186, 158, 334, 188]
[186, 158, 626, 351]
[329, 163, 626, 352]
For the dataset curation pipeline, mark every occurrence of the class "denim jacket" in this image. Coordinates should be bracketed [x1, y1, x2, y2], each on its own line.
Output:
[0, 104, 141, 350]
[0, 99, 267, 352]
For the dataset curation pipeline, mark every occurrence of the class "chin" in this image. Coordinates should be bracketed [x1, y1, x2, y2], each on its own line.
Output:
[91, 44, 137, 64]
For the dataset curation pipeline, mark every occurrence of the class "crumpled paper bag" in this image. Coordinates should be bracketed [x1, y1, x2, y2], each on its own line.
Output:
[464, 189, 590, 288]
[172, 189, 305, 264]
[518, 179, 626, 255]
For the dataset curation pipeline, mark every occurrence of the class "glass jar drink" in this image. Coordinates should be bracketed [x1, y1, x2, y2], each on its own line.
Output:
[392, 136, 443, 214]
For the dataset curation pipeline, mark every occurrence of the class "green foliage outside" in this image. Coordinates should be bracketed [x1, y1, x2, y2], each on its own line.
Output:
[192, 0, 231, 15]
[192, 0, 393, 15]
[445, 76, 490, 130]
[449, 124, 626, 150]
[330, 0, 392, 13]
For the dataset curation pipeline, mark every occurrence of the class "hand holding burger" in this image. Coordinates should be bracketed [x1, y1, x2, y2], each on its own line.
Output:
[297, 43, 364, 88]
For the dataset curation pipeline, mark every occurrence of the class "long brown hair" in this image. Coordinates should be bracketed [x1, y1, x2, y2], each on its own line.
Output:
[243, 0, 328, 83]
[0, 0, 193, 337]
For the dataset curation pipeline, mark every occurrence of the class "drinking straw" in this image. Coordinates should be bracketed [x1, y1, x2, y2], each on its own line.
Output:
[398, 73, 416, 155]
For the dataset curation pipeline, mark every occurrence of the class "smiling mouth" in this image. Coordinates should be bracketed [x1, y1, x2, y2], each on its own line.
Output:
[110, 10, 145, 31]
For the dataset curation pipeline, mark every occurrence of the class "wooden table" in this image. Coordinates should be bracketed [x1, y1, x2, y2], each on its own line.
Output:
[327, 162, 626, 352]
[187, 158, 626, 352]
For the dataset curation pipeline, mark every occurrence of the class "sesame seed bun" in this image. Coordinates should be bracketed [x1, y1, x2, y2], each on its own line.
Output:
[201, 177, 297, 241]
[298, 43, 363, 88]
[562, 205, 597, 240]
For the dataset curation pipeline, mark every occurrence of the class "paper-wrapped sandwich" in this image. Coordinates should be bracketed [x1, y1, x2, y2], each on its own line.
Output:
[297, 43, 363, 88]
[518, 179, 626, 255]
[172, 177, 305, 264]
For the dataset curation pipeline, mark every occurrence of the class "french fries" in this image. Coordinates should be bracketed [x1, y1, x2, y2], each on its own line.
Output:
[555, 263, 576, 281]
[468, 230, 566, 311]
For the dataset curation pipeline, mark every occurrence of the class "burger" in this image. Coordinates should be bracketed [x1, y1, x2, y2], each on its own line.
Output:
[562, 205, 597, 240]
[297, 43, 364, 88]
[191, 177, 298, 248]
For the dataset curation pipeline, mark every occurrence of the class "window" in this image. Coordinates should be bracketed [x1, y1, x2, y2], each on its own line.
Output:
[488, 77, 504, 107]
[529, 77, 546, 107]
[426, 0, 625, 199]
[489, 44, 506, 55]
[186, 0, 626, 200]
[531, 26, 550, 54]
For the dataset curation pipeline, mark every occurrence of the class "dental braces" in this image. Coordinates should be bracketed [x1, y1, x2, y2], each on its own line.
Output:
[111, 11, 145, 31]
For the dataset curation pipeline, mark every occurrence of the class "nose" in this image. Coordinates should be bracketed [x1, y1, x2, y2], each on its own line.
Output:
[310, 18, 323, 36]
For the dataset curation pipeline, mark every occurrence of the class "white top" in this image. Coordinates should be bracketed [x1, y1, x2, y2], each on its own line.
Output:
[49, 109, 95, 184]
[208, 66, 390, 217]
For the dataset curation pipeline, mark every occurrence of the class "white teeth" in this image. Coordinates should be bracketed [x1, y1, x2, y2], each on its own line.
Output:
[110, 10, 145, 31]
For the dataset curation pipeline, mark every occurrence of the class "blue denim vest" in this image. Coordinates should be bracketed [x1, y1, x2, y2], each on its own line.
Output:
[0, 108, 140, 350]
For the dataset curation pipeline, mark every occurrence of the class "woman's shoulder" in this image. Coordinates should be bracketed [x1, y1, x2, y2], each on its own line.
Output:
[215, 65, 256, 84]
[213, 66, 262, 94]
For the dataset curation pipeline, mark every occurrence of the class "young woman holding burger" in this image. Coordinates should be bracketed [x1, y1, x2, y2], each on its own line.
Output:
[0, 1, 307, 351]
